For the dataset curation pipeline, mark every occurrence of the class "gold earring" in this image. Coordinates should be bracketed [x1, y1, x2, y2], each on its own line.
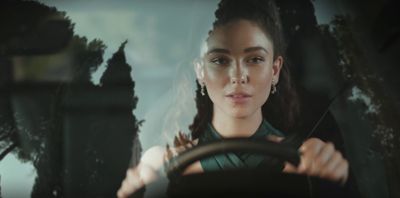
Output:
[271, 79, 277, 94]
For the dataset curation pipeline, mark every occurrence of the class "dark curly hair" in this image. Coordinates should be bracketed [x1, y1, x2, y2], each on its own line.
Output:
[189, 0, 300, 139]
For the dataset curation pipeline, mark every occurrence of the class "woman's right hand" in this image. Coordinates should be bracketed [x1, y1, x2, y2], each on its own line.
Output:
[117, 164, 153, 198]
[117, 146, 165, 198]
[117, 135, 198, 198]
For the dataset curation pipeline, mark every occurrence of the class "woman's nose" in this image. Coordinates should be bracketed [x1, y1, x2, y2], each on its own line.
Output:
[230, 75, 249, 84]
[230, 61, 249, 84]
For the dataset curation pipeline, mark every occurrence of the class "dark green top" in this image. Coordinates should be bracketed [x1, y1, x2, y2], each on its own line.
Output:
[198, 120, 284, 172]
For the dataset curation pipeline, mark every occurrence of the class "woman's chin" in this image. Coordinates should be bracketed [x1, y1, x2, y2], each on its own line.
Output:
[228, 109, 254, 119]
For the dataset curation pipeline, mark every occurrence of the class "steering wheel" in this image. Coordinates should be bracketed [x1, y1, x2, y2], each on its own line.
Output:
[164, 138, 301, 178]
[132, 138, 321, 198]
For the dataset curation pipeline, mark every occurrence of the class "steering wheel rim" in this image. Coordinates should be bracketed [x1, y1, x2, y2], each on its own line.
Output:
[138, 139, 348, 198]
[165, 138, 300, 178]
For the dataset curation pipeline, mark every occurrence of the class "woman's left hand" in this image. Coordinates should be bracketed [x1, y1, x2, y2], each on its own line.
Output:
[282, 138, 349, 185]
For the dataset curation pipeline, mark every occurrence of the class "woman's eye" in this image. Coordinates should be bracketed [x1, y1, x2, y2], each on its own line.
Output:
[210, 57, 230, 66]
[247, 57, 265, 64]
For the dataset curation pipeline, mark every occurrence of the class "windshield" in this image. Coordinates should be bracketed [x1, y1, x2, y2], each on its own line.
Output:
[0, 0, 399, 198]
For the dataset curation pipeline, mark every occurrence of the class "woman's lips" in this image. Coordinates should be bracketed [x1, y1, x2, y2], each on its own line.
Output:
[226, 93, 251, 104]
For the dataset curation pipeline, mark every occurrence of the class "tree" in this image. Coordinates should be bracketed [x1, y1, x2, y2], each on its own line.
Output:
[276, 1, 398, 197]
[0, 1, 143, 197]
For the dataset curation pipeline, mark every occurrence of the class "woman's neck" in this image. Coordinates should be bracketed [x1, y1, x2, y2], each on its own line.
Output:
[211, 108, 263, 138]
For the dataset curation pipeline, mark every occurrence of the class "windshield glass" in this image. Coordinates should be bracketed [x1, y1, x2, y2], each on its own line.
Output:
[0, 0, 399, 198]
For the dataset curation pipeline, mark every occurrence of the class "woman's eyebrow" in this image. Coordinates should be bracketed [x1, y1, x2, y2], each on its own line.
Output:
[206, 48, 230, 55]
[206, 46, 268, 55]
[244, 46, 269, 54]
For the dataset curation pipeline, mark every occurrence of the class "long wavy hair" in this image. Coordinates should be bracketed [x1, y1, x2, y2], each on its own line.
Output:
[189, 0, 300, 139]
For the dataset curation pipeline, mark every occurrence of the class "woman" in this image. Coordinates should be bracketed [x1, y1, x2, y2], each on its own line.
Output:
[117, 1, 349, 197]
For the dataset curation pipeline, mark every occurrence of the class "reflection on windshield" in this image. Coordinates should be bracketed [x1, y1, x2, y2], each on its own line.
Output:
[1, 0, 399, 198]
[0, 1, 143, 197]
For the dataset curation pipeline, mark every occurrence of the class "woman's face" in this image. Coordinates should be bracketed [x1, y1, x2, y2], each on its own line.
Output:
[197, 19, 283, 119]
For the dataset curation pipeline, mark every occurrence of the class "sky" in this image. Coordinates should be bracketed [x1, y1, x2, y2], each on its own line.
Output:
[0, 0, 347, 196]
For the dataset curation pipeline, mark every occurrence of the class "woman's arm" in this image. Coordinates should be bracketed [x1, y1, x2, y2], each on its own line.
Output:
[117, 146, 165, 198]
[117, 138, 202, 198]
